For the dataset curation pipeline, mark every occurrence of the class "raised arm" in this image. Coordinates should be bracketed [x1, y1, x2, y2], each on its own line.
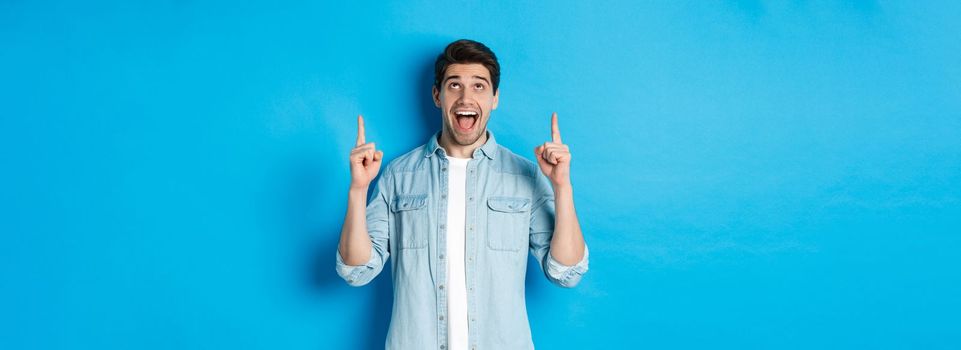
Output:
[338, 115, 384, 265]
[334, 115, 392, 287]
[534, 112, 586, 265]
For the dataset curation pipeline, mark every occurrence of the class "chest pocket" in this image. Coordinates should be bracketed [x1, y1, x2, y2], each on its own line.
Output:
[391, 194, 429, 249]
[486, 196, 531, 251]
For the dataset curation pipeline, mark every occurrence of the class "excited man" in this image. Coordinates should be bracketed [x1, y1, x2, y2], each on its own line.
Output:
[336, 39, 589, 350]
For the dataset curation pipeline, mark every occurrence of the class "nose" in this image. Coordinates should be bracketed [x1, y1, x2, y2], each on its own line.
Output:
[456, 88, 475, 104]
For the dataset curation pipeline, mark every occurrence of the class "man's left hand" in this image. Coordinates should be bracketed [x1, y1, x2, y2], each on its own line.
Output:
[534, 112, 572, 188]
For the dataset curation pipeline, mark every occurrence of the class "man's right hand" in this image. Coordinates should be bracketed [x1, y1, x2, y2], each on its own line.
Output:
[349, 115, 384, 190]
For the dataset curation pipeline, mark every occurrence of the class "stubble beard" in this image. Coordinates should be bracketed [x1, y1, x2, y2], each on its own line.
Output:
[445, 118, 485, 146]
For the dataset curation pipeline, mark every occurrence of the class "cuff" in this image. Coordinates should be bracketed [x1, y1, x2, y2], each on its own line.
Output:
[546, 244, 590, 283]
[335, 246, 375, 285]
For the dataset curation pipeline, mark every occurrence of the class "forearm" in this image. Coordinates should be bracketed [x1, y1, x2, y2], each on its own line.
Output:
[338, 186, 373, 265]
[549, 184, 586, 265]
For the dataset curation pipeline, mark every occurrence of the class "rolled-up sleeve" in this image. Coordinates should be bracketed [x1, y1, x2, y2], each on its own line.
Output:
[528, 168, 589, 288]
[335, 171, 391, 287]
[546, 244, 589, 287]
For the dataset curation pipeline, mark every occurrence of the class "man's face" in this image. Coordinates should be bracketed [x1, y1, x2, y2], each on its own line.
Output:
[433, 63, 499, 146]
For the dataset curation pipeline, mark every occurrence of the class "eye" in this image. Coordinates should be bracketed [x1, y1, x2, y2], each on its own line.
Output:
[448, 82, 461, 89]
[474, 83, 485, 90]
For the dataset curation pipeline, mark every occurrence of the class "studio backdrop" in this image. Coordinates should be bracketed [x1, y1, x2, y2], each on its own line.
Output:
[2, 1, 960, 349]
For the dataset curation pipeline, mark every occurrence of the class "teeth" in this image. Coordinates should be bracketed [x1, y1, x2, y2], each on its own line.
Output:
[455, 111, 478, 116]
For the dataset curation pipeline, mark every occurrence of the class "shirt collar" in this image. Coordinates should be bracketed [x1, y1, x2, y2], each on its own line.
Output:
[425, 130, 497, 160]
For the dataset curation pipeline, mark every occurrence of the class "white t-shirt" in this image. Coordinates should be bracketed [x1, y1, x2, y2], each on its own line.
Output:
[445, 156, 470, 350]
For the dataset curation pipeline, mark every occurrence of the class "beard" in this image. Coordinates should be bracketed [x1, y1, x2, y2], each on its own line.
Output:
[444, 117, 486, 146]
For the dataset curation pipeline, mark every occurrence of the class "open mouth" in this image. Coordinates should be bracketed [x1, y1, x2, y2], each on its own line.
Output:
[453, 110, 479, 132]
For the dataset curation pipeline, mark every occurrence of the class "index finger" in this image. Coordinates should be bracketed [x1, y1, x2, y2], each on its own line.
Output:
[551, 112, 561, 143]
[356, 115, 365, 146]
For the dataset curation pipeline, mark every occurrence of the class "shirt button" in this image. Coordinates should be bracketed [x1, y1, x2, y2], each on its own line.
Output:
[442, 167, 447, 172]
[439, 254, 445, 259]
[440, 346, 446, 350]
[439, 284, 445, 290]
[439, 315, 444, 321]
[468, 197, 473, 201]
[440, 224, 446, 229]
[442, 194, 447, 199]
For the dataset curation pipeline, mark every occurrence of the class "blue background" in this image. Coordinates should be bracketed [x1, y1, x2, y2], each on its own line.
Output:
[2, 1, 960, 349]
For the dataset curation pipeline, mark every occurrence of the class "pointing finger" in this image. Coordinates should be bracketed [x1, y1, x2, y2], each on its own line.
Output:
[356, 115, 366, 147]
[551, 112, 561, 143]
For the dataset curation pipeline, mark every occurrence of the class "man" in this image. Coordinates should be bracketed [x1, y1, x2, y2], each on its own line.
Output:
[336, 39, 589, 350]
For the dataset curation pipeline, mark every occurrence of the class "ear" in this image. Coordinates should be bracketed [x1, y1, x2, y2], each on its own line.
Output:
[432, 85, 441, 108]
[492, 88, 499, 110]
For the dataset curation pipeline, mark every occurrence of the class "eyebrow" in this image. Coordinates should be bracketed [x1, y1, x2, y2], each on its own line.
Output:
[444, 75, 491, 85]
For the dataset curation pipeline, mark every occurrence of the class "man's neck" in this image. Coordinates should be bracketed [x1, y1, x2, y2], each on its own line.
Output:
[439, 130, 488, 159]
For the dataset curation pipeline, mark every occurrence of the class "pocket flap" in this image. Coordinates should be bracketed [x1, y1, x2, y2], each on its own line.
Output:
[392, 194, 428, 212]
[487, 196, 531, 213]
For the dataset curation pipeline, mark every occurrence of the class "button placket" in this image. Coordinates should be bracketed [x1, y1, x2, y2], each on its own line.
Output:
[465, 162, 476, 347]
[437, 159, 449, 348]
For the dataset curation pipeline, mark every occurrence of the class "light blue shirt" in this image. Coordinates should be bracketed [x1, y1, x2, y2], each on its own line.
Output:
[336, 131, 590, 350]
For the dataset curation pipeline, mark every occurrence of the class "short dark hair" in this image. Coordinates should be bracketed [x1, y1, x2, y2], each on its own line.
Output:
[434, 39, 500, 92]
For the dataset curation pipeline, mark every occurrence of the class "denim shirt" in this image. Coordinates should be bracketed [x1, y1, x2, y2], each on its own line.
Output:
[336, 131, 590, 350]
